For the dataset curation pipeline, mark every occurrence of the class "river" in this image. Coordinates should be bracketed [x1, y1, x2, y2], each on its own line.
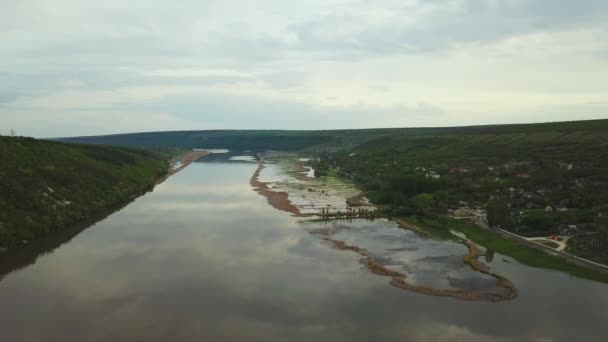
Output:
[0, 152, 607, 341]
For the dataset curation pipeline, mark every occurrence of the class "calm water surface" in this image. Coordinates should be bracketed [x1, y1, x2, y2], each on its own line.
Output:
[1, 155, 607, 341]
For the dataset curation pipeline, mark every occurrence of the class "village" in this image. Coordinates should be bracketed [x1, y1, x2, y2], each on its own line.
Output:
[412, 160, 608, 264]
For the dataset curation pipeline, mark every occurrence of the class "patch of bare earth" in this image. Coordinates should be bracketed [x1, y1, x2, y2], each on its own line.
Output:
[250, 157, 302, 216]
[346, 193, 366, 206]
[288, 162, 315, 181]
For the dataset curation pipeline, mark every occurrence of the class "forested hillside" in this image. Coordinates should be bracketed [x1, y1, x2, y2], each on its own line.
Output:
[57, 128, 412, 152]
[0, 137, 169, 249]
[59, 130, 340, 151]
[312, 119, 608, 263]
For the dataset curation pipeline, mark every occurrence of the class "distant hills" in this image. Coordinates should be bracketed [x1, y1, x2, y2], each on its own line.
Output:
[57, 119, 608, 154]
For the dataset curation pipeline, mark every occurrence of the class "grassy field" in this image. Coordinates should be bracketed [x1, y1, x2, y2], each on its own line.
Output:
[536, 240, 561, 249]
[0, 136, 170, 249]
[398, 215, 608, 284]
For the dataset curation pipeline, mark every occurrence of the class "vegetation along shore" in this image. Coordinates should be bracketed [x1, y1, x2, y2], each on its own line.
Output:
[0, 136, 206, 251]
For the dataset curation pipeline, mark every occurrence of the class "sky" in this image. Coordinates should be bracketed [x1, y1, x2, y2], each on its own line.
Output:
[1, 0, 608, 137]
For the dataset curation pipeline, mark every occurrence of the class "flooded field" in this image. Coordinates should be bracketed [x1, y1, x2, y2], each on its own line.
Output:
[0, 152, 607, 341]
[254, 154, 515, 301]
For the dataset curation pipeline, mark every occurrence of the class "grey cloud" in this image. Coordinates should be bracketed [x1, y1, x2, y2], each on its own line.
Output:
[287, 0, 608, 58]
[1, 0, 607, 136]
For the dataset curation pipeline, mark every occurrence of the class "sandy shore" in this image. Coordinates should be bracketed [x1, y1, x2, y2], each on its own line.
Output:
[158, 150, 210, 184]
[250, 156, 302, 216]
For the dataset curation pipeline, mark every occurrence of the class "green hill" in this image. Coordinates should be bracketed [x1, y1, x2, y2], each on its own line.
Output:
[0, 136, 169, 249]
[313, 120, 608, 264]
[58, 119, 608, 154]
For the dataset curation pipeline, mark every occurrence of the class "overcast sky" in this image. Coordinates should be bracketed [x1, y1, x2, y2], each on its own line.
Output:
[1, 0, 608, 137]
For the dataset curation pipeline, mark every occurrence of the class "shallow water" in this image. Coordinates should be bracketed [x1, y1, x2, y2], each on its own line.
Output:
[1, 153, 607, 341]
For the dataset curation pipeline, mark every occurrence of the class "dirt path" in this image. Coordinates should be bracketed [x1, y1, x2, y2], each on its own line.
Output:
[527, 237, 567, 251]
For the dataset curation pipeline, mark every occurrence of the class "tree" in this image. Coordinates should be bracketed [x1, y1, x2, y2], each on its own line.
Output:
[433, 190, 449, 208]
[486, 199, 511, 228]
[410, 193, 435, 214]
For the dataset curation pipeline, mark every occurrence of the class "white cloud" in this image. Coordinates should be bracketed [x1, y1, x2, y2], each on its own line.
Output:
[0, 0, 607, 136]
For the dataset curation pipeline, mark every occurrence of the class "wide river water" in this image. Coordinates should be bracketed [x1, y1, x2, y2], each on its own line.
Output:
[1, 153, 607, 341]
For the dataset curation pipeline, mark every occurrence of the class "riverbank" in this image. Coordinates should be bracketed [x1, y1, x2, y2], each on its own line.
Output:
[160, 150, 209, 183]
[250, 156, 518, 301]
[300, 153, 608, 284]
[250, 156, 301, 216]
[310, 225, 517, 302]
[397, 215, 608, 283]
[0, 138, 211, 252]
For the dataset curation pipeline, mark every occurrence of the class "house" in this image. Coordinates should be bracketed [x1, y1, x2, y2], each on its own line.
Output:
[450, 167, 467, 173]
[426, 171, 440, 179]
[523, 192, 535, 199]
[560, 225, 578, 236]
[545, 205, 554, 213]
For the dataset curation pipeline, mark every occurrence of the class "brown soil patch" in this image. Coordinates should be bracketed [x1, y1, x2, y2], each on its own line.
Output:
[250, 156, 302, 216]
[289, 163, 315, 181]
[346, 193, 366, 206]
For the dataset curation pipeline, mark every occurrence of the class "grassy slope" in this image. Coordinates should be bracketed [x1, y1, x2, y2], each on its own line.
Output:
[331, 119, 608, 174]
[58, 120, 608, 157]
[57, 128, 421, 152]
[0, 136, 169, 248]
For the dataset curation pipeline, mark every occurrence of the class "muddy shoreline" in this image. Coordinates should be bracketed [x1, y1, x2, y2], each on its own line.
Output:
[311, 226, 517, 302]
[250, 155, 302, 216]
[251, 155, 517, 302]
[159, 150, 210, 184]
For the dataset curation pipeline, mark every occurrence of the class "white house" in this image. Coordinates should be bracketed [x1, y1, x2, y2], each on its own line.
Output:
[426, 171, 440, 179]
